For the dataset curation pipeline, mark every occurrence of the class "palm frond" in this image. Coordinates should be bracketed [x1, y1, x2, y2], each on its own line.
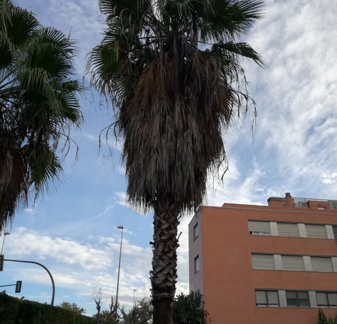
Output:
[0, 0, 82, 228]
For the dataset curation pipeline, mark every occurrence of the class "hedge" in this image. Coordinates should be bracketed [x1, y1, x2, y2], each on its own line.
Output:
[0, 294, 95, 324]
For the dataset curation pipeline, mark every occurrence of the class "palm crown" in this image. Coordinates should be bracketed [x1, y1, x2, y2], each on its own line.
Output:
[88, 0, 263, 212]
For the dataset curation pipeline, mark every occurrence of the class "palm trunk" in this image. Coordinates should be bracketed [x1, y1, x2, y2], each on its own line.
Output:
[151, 198, 179, 324]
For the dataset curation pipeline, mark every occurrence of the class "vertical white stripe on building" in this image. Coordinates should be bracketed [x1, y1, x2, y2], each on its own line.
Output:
[308, 291, 317, 308]
[270, 222, 278, 236]
[278, 290, 287, 308]
[298, 223, 306, 238]
[331, 257, 337, 272]
[274, 254, 283, 270]
[326, 225, 334, 239]
[303, 256, 312, 271]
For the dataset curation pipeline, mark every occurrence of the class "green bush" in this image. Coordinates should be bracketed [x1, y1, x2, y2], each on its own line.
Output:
[173, 293, 209, 324]
[0, 294, 95, 324]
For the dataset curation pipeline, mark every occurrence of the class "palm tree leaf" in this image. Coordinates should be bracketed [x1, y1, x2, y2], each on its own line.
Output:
[200, 0, 264, 42]
[215, 41, 263, 66]
[0, 0, 82, 229]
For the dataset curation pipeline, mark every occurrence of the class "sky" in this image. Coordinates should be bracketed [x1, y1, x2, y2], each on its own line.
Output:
[2, 0, 337, 317]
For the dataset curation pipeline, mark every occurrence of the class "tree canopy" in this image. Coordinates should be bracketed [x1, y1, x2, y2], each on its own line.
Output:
[88, 0, 263, 213]
[0, 0, 82, 230]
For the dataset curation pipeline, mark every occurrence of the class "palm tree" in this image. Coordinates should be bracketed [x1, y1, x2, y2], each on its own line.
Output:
[0, 0, 82, 231]
[87, 0, 263, 323]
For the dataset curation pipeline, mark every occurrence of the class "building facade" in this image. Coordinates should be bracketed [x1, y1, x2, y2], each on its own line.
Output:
[189, 193, 337, 323]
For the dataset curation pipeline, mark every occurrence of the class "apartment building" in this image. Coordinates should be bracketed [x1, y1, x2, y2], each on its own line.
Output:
[189, 193, 337, 323]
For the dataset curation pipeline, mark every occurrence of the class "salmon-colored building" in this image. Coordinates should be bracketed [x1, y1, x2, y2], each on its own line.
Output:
[189, 193, 337, 323]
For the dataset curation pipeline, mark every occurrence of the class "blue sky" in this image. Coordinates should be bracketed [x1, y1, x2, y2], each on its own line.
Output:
[3, 0, 337, 317]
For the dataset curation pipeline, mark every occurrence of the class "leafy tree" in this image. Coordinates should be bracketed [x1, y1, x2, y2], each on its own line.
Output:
[58, 301, 86, 315]
[120, 298, 153, 324]
[88, 0, 263, 323]
[173, 293, 208, 324]
[0, 0, 82, 230]
[93, 310, 118, 324]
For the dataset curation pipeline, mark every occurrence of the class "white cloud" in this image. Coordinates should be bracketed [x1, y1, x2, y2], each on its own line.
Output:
[24, 208, 35, 215]
[321, 172, 337, 184]
[8, 228, 111, 270]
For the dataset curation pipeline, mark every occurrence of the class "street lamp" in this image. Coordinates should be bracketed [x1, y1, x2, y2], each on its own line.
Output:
[1, 232, 10, 255]
[115, 226, 124, 310]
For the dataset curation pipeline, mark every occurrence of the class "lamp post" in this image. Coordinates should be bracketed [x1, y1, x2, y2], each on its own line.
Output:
[1, 232, 10, 255]
[115, 225, 124, 310]
[133, 289, 137, 306]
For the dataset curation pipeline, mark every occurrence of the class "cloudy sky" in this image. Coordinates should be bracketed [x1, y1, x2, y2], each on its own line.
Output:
[3, 0, 337, 317]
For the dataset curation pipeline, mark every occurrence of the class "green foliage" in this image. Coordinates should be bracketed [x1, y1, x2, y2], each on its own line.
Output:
[173, 293, 208, 324]
[120, 298, 153, 324]
[93, 310, 118, 324]
[0, 0, 82, 230]
[0, 294, 95, 324]
[92, 297, 152, 324]
[318, 310, 337, 324]
[92, 294, 209, 324]
[58, 301, 86, 315]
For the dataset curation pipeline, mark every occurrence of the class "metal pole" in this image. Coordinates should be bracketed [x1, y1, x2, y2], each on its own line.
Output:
[133, 289, 137, 306]
[115, 226, 124, 309]
[1, 232, 10, 255]
[0, 284, 16, 288]
[4, 259, 55, 306]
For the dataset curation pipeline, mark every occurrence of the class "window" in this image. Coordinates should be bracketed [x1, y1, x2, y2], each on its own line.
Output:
[282, 255, 305, 271]
[306, 224, 327, 239]
[311, 257, 333, 272]
[248, 221, 271, 236]
[255, 290, 279, 307]
[193, 223, 199, 240]
[252, 254, 275, 270]
[317, 292, 337, 308]
[194, 255, 199, 273]
[286, 291, 310, 307]
[277, 223, 300, 237]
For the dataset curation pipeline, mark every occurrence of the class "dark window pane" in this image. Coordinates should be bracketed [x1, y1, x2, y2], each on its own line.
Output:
[287, 298, 298, 307]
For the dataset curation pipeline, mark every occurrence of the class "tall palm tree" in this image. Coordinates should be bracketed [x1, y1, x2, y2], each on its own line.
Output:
[0, 0, 82, 231]
[88, 0, 263, 322]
